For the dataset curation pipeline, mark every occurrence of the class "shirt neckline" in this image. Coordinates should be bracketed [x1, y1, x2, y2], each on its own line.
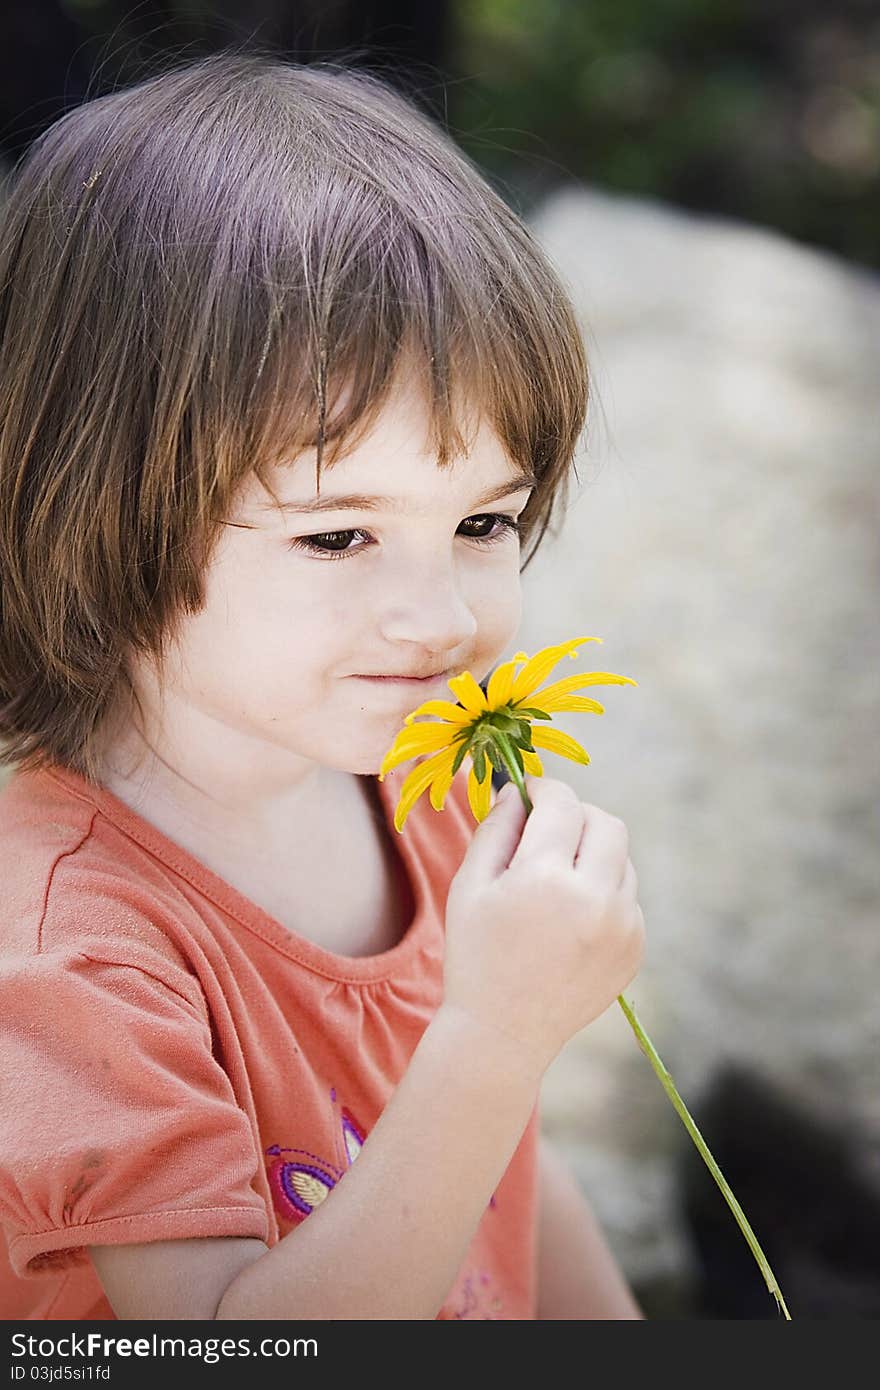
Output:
[41, 760, 435, 984]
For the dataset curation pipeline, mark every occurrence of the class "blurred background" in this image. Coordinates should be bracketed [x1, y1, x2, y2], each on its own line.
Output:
[1, 1, 878, 1319]
[3, 1, 880, 269]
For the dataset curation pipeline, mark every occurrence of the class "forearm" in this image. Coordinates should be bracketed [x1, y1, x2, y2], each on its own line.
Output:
[216, 1005, 542, 1320]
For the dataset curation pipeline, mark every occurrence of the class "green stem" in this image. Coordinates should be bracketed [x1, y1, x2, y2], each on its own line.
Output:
[490, 730, 534, 811]
[499, 760, 791, 1321]
[616, 993, 791, 1320]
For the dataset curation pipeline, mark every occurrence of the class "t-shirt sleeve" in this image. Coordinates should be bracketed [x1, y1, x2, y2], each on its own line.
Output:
[0, 941, 269, 1279]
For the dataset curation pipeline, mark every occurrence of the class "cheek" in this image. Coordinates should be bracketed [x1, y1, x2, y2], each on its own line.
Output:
[472, 569, 522, 646]
[240, 567, 344, 654]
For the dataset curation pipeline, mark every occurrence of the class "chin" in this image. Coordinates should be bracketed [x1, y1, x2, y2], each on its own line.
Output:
[320, 744, 394, 779]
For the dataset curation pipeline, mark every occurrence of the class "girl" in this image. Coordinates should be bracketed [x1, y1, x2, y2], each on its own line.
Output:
[0, 49, 645, 1320]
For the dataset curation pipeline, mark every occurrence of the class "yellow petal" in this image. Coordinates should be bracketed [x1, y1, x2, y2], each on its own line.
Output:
[509, 637, 602, 704]
[520, 748, 544, 776]
[528, 724, 591, 765]
[467, 758, 495, 823]
[485, 652, 529, 709]
[403, 699, 473, 727]
[378, 722, 460, 778]
[394, 745, 464, 832]
[383, 722, 460, 761]
[427, 746, 460, 811]
[520, 671, 636, 713]
[446, 670, 490, 716]
[531, 695, 605, 715]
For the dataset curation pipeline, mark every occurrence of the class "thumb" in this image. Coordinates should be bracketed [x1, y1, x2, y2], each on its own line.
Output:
[458, 781, 525, 883]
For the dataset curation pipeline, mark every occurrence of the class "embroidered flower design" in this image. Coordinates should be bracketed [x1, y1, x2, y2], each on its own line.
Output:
[267, 1108, 365, 1224]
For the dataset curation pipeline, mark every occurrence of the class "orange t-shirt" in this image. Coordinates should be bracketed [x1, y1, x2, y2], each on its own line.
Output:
[0, 760, 539, 1321]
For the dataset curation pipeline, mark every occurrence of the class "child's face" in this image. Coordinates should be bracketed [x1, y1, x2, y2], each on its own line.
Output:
[128, 373, 532, 789]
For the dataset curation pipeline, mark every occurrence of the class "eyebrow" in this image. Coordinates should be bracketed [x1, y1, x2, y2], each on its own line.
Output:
[260, 469, 537, 515]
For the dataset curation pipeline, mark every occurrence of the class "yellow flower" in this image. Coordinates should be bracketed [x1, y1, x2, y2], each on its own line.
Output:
[379, 636, 637, 832]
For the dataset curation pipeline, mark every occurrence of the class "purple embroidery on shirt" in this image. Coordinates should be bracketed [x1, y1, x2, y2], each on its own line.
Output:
[341, 1111, 364, 1165]
[448, 1270, 505, 1319]
[452, 1276, 478, 1319]
[265, 1146, 344, 1222]
[266, 1143, 339, 1168]
[266, 1106, 367, 1225]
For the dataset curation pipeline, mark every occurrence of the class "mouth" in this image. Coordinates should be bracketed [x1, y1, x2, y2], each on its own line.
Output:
[352, 670, 452, 687]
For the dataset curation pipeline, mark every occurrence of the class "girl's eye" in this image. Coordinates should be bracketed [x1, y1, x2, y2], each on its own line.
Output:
[285, 513, 522, 562]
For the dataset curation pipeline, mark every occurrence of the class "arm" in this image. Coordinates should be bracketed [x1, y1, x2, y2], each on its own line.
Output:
[92, 1006, 543, 1320]
[536, 1133, 643, 1319]
[94, 772, 645, 1321]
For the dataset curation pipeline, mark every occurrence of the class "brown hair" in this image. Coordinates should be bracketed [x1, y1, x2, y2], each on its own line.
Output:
[0, 48, 589, 787]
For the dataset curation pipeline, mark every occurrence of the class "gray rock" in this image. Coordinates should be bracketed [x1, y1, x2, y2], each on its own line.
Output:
[522, 184, 880, 1302]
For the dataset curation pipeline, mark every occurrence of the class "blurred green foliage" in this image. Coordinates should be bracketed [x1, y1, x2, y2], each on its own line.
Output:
[45, 0, 880, 270]
[448, 0, 880, 269]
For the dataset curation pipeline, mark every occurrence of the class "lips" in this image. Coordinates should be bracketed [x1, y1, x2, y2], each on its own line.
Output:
[355, 672, 447, 683]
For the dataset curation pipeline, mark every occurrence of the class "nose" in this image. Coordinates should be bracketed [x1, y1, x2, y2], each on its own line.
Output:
[376, 559, 478, 654]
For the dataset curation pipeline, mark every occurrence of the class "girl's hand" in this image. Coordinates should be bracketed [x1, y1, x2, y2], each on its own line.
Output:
[441, 775, 645, 1079]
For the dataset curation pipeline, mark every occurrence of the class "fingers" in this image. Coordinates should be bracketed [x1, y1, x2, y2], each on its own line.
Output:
[458, 779, 528, 882]
[460, 774, 637, 907]
[573, 804, 630, 893]
[507, 776, 585, 872]
[618, 855, 639, 898]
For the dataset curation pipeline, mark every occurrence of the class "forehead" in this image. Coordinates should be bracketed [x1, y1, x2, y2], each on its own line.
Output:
[245, 375, 532, 517]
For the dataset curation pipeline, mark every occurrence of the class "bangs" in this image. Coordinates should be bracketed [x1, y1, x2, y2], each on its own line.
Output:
[247, 174, 581, 515]
[145, 56, 590, 559]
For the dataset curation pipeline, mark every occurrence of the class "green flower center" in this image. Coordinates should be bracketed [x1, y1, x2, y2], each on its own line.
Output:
[449, 701, 551, 783]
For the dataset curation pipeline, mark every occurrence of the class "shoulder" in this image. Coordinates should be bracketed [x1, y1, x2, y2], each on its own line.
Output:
[0, 766, 205, 1012]
[0, 762, 98, 954]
